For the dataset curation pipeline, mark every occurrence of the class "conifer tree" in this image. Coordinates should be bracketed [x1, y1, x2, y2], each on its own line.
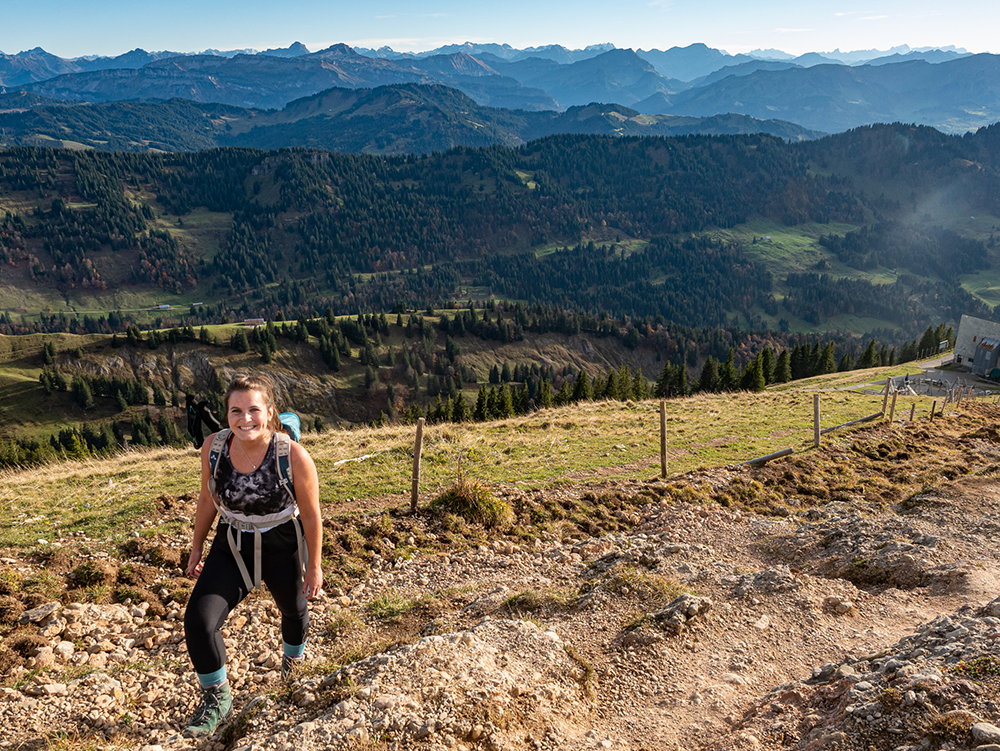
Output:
[673, 365, 687, 398]
[698, 357, 721, 392]
[451, 391, 468, 423]
[498, 383, 514, 418]
[774, 350, 792, 383]
[474, 385, 488, 421]
[760, 347, 775, 384]
[653, 362, 673, 398]
[571, 369, 593, 402]
[818, 342, 837, 375]
[554, 379, 572, 406]
[858, 340, 879, 369]
[537, 380, 554, 409]
[741, 355, 765, 392]
[719, 348, 737, 391]
[603, 370, 617, 400]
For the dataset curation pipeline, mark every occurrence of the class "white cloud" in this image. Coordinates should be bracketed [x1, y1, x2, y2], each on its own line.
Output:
[861, 15, 889, 21]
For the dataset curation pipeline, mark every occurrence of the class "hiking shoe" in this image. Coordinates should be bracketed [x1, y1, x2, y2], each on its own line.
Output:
[183, 682, 232, 738]
[281, 654, 304, 682]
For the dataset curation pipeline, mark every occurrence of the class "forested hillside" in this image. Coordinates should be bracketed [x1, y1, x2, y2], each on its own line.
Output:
[0, 124, 986, 456]
[1, 125, 998, 342]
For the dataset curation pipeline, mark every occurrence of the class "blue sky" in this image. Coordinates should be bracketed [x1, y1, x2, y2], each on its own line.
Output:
[4, 0, 997, 59]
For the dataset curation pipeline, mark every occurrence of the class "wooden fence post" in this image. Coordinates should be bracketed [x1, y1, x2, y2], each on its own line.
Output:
[930, 400, 937, 421]
[909, 403, 916, 421]
[660, 400, 667, 479]
[881, 378, 891, 415]
[410, 417, 424, 513]
[888, 391, 898, 423]
[814, 393, 821, 448]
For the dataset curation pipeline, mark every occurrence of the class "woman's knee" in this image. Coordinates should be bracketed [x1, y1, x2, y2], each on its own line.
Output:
[185, 590, 231, 635]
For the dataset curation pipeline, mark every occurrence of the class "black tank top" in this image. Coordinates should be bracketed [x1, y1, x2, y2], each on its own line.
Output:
[215, 434, 292, 517]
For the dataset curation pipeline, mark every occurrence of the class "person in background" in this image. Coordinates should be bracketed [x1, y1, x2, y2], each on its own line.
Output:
[182, 374, 323, 738]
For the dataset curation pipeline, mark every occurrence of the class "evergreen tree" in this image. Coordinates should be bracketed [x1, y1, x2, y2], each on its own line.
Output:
[774, 350, 792, 383]
[858, 340, 879, 369]
[451, 391, 468, 422]
[513, 385, 531, 414]
[537, 380, 554, 409]
[698, 357, 720, 393]
[152, 383, 168, 406]
[673, 365, 688, 398]
[603, 370, 617, 400]
[430, 395, 445, 423]
[760, 347, 776, 384]
[230, 329, 250, 353]
[719, 348, 737, 391]
[554, 379, 572, 406]
[592, 372, 607, 400]
[653, 362, 673, 399]
[497, 383, 514, 418]
[571, 369, 593, 402]
[790, 344, 807, 381]
[918, 326, 937, 356]
[808, 342, 822, 377]
[617, 364, 633, 401]
[473, 385, 488, 421]
[818, 342, 837, 375]
[741, 355, 766, 392]
[71, 375, 94, 409]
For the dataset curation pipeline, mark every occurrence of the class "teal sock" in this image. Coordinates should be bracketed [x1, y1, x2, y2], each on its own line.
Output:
[282, 641, 306, 659]
[197, 666, 227, 688]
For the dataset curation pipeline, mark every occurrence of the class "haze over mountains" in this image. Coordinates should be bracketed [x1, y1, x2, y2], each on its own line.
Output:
[0, 40, 995, 153]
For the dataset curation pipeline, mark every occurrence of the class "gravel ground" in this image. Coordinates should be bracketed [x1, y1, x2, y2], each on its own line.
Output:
[4, 404, 1000, 751]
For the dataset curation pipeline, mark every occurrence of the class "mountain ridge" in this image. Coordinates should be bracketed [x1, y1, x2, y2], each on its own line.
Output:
[2, 41, 996, 135]
[0, 82, 824, 154]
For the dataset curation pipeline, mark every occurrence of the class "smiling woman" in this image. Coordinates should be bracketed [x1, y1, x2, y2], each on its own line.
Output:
[181, 372, 323, 739]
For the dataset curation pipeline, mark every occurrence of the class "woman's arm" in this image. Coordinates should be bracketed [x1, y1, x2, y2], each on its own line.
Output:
[291, 442, 324, 598]
[186, 435, 220, 578]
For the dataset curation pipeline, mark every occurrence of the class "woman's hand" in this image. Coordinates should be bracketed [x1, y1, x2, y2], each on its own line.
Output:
[303, 563, 324, 599]
[186, 546, 204, 578]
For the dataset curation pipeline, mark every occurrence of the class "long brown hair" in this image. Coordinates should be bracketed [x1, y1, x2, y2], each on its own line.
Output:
[223, 374, 283, 432]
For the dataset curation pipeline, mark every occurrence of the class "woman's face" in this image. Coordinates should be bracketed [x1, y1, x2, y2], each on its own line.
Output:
[226, 389, 273, 443]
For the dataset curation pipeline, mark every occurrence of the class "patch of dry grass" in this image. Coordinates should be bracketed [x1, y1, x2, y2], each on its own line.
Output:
[0, 388, 948, 554]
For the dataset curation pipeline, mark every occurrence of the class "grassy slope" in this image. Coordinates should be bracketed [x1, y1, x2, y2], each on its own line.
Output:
[0, 365, 936, 553]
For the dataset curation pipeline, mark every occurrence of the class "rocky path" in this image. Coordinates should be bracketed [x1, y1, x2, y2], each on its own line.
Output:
[4, 405, 1000, 751]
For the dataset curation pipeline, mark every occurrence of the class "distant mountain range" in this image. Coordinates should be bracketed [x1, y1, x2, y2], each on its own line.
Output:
[0, 40, 996, 152]
[0, 84, 823, 154]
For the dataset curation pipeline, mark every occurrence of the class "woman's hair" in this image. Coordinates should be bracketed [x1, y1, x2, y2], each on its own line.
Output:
[223, 374, 283, 432]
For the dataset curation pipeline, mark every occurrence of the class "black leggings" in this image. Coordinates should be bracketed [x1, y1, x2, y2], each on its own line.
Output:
[184, 520, 309, 675]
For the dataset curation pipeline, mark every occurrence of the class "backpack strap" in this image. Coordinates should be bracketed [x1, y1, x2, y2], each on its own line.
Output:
[273, 431, 309, 584]
[273, 431, 295, 504]
[206, 429, 230, 501]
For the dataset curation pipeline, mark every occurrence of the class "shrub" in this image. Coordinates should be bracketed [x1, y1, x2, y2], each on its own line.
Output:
[430, 479, 513, 530]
